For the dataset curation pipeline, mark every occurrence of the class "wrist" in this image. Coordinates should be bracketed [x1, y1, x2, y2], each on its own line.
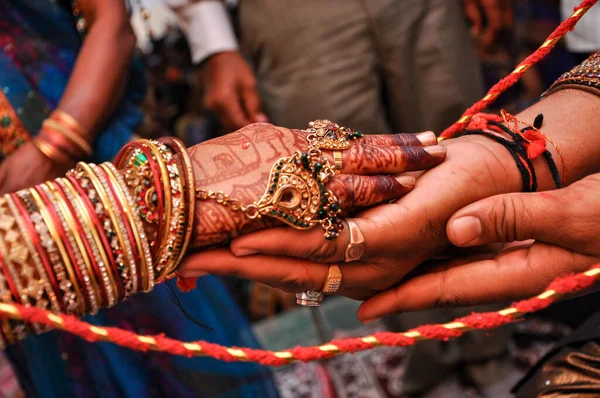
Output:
[442, 134, 524, 195]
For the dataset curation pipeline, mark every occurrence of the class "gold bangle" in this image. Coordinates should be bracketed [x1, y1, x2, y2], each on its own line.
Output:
[27, 188, 84, 315]
[58, 177, 116, 307]
[101, 163, 154, 293]
[49, 180, 101, 314]
[91, 163, 139, 297]
[32, 138, 73, 165]
[142, 141, 173, 280]
[52, 109, 86, 136]
[43, 119, 92, 156]
[74, 163, 123, 303]
[4, 195, 62, 314]
[0, 198, 38, 334]
[161, 138, 196, 276]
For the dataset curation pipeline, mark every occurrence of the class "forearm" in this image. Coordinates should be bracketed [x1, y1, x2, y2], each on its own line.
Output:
[0, 139, 192, 344]
[57, 2, 136, 142]
[515, 89, 600, 190]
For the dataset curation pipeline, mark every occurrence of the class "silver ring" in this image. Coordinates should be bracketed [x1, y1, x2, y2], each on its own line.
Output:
[345, 219, 365, 262]
[296, 291, 323, 306]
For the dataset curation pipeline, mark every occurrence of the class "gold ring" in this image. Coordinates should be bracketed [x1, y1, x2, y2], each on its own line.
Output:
[333, 151, 343, 172]
[322, 264, 342, 293]
[345, 219, 365, 262]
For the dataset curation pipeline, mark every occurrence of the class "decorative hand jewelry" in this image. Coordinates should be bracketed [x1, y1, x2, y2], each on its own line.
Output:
[196, 120, 363, 240]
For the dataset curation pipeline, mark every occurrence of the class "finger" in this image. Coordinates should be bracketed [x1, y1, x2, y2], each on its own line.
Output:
[180, 248, 329, 292]
[205, 91, 250, 131]
[446, 190, 566, 247]
[357, 243, 594, 322]
[361, 131, 437, 147]
[327, 174, 415, 210]
[180, 248, 378, 297]
[464, 0, 483, 35]
[323, 144, 446, 175]
[240, 83, 268, 123]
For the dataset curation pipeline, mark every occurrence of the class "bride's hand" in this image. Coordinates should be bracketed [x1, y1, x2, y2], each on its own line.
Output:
[189, 123, 446, 247]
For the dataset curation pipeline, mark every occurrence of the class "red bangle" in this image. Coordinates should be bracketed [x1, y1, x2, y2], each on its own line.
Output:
[115, 143, 165, 252]
[66, 175, 123, 301]
[95, 165, 143, 293]
[56, 179, 109, 306]
[33, 185, 91, 310]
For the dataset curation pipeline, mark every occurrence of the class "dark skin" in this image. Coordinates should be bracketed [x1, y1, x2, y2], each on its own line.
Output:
[0, 0, 137, 194]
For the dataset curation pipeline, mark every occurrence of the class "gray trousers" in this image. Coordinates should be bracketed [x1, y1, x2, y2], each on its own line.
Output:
[239, 0, 483, 134]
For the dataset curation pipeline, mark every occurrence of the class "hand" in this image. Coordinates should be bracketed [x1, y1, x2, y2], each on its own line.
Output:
[463, 0, 514, 52]
[358, 173, 600, 321]
[180, 135, 523, 297]
[0, 141, 72, 194]
[188, 123, 445, 248]
[203, 51, 267, 133]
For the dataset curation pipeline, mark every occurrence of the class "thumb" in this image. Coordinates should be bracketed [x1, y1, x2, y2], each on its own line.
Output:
[447, 190, 565, 246]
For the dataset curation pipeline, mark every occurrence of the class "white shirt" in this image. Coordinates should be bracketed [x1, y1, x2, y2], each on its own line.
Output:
[561, 0, 600, 52]
[163, 0, 239, 64]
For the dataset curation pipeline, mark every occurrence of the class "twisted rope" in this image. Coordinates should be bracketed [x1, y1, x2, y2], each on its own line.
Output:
[0, 0, 597, 366]
[1, 264, 599, 366]
[440, 0, 598, 140]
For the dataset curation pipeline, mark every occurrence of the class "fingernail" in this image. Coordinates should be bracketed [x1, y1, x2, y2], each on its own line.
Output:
[232, 248, 258, 257]
[424, 145, 447, 158]
[253, 113, 269, 123]
[395, 176, 416, 188]
[416, 131, 437, 146]
[362, 317, 381, 325]
[450, 216, 482, 246]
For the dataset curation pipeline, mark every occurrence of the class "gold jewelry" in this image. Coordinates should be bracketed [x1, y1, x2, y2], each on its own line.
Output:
[306, 119, 363, 150]
[27, 188, 84, 315]
[32, 138, 73, 165]
[74, 163, 122, 303]
[344, 219, 366, 262]
[89, 164, 138, 298]
[43, 119, 92, 156]
[142, 141, 173, 281]
[58, 177, 116, 307]
[158, 138, 196, 276]
[322, 264, 342, 293]
[196, 120, 362, 240]
[333, 151, 343, 172]
[44, 182, 101, 314]
[0, 198, 39, 334]
[3, 195, 61, 314]
[52, 109, 86, 136]
[101, 163, 153, 292]
[148, 140, 186, 281]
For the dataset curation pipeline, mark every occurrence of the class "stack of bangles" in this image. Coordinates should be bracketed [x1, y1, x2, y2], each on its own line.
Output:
[32, 110, 92, 165]
[0, 119, 366, 345]
[0, 138, 194, 347]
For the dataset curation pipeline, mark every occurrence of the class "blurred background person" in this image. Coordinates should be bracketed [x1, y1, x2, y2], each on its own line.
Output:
[166, 0, 484, 136]
[0, 1, 276, 396]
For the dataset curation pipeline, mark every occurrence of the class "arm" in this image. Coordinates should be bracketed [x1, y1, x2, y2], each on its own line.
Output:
[0, 0, 137, 194]
[165, 0, 267, 132]
[59, 0, 137, 141]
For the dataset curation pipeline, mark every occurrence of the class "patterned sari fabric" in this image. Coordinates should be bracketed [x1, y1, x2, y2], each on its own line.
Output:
[0, 1, 277, 397]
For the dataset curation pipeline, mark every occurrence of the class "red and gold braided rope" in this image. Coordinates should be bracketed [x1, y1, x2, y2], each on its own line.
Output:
[0, 263, 598, 366]
[440, 0, 598, 140]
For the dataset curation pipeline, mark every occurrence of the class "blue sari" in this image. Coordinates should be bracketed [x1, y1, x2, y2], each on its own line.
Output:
[1, 1, 277, 396]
